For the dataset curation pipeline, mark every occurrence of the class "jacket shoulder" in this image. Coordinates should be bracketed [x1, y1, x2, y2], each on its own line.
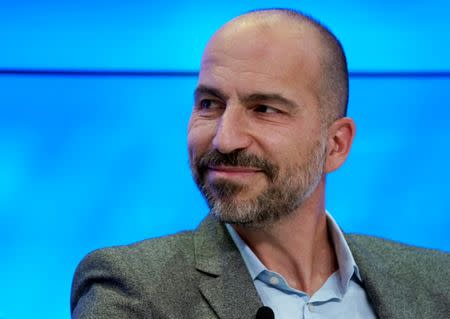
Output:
[346, 234, 450, 317]
[71, 231, 198, 317]
[80, 230, 196, 274]
[347, 233, 449, 276]
[347, 233, 449, 256]
[112, 230, 195, 265]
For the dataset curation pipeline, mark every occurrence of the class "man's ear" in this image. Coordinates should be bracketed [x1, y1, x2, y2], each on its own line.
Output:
[324, 117, 356, 173]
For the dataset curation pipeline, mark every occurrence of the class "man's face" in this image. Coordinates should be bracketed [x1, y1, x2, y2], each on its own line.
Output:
[188, 21, 328, 228]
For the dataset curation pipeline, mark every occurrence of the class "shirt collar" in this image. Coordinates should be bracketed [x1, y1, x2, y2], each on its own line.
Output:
[326, 212, 362, 288]
[225, 211, 362, 293]
[226, 223, 266, 280]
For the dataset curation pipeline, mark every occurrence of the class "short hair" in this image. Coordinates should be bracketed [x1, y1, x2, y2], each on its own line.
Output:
[241, 8, 349, 125]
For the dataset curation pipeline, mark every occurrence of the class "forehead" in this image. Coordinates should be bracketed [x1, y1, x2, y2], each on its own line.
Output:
[199, 19, 323, 96]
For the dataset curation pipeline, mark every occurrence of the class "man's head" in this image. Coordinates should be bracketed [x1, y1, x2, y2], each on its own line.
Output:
[218, 9, 350, 126]
[188, 9, 355, 228]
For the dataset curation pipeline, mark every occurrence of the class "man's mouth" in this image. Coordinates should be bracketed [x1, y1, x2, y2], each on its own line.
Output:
[207, 166, 263, 179]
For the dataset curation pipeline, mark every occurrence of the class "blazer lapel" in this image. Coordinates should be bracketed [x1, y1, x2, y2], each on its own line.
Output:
[194, 214, 262, 319]
[346, 235, 424, 319]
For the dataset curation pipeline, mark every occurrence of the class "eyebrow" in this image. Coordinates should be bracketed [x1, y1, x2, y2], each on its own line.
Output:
[242, 93, 300, 110]
[194, 85, 229, 101]
[194, 85, 300, 110]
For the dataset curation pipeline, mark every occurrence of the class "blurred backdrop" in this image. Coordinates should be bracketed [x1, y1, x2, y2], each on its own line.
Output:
[1, 1, 449, 318]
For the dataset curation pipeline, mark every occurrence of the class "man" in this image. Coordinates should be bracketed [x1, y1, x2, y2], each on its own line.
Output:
[71, 8, 450, 319]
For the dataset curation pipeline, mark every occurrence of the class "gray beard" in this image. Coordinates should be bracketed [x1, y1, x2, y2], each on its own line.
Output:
[192, 137, 327, 229]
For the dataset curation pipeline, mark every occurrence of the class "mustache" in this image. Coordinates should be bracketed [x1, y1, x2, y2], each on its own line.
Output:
[195, 149, 279, 181]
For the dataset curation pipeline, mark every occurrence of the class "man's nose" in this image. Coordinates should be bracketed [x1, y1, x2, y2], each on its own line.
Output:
[212, 106, 252, 154]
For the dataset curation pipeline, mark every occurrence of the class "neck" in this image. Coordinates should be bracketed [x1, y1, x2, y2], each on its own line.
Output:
[232, 181, 337, 295]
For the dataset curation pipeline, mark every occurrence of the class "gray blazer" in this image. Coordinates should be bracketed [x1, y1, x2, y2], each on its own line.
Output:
[71, 214, 450, 318]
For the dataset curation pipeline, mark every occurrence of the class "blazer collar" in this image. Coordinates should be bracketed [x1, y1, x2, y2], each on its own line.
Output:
[193, 215, 420, 319]
[346, 235, 422, 319]
[193, 214, 262, 319]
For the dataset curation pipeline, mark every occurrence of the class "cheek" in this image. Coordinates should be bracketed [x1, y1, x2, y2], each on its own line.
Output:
[260, 127, 300, 153]
[261, 129, 314, 167]
[187, 118, 216, 159]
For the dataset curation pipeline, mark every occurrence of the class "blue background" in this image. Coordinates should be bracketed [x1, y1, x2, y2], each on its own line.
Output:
[1, 1, 449, 318]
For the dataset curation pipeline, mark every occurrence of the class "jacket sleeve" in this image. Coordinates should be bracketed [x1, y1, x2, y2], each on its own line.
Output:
[70, 248, 150, 319]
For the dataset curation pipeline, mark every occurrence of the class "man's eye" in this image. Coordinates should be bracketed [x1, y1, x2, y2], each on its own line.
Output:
[199, 99, 216, 110]
[254, 105, 279, 113]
